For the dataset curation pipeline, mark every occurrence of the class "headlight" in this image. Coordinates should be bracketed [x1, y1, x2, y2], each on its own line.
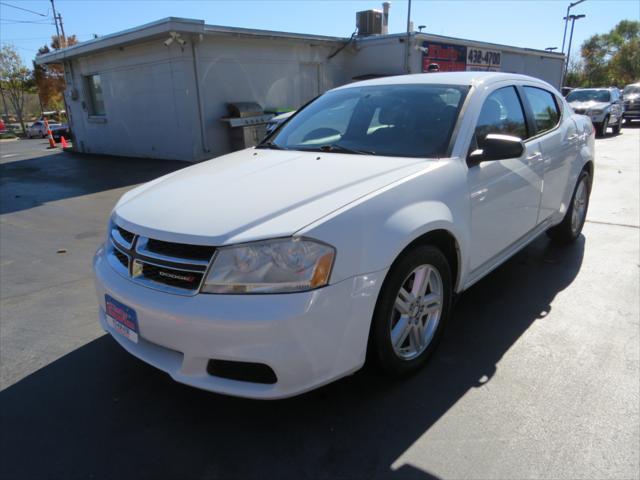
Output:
[589, 109, 604, 115]
[202, 238, 335, 294]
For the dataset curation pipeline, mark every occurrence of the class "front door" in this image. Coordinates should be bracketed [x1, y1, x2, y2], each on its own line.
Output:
[466, 85, 542, 274]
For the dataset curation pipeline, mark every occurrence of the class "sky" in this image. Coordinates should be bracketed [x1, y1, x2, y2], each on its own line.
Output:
[1, 0, 639, 65]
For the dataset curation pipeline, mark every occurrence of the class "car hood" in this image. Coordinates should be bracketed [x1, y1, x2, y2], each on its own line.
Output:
[114, 148, 429, 245]
[569, 101, 609, 110]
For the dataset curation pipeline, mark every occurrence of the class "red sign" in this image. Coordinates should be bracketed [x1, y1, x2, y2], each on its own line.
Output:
[422, 41, 467, 72]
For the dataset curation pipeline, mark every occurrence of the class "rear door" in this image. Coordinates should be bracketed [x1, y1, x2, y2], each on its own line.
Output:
[521, 86, 576, 222]
[466, 85, 543, 274]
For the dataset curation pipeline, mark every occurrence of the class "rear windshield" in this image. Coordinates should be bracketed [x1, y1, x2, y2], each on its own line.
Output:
[566, 89, 611, 103]
[265, 84, 469, 158]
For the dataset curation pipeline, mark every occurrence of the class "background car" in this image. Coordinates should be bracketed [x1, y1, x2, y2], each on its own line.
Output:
[566, 87, 624, 137]
[26, 121, 69, 142]
[622, 82, 640, 124]
[50, 124, 71, 142]
[561, 86, 574, 97]
[26, 121, 48, 138]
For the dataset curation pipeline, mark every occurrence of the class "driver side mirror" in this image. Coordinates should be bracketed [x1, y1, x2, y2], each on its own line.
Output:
[468, 133, 525, 165]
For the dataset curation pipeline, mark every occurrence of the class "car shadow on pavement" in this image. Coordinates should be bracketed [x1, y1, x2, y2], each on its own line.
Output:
[0, 235, 585, 480]
[0, 152, 187, 215]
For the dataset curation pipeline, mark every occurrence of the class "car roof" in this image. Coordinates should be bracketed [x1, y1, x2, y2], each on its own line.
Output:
[333, 72, 552, 90]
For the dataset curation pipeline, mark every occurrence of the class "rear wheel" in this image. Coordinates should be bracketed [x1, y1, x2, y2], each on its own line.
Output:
[369, 245, 452, 376]
[547, 170, 591, 244]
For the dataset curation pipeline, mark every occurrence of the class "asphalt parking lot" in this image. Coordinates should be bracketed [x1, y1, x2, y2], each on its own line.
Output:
[1, 130, 638, 480]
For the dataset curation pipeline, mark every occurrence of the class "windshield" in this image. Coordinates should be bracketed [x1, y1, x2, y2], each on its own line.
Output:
[623, 85, 640, 95]
[566, 89, 611, 103]
[264, 84, 469, 158]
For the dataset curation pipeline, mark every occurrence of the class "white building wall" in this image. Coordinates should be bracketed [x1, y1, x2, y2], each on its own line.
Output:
[194, 35, 351, 158]
[63, 34, 350, 162]
[65, 39, 202, 161]
[60, 28, 564, 163]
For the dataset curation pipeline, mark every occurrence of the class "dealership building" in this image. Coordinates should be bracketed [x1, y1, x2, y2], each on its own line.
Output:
[37, 13, 565, 162]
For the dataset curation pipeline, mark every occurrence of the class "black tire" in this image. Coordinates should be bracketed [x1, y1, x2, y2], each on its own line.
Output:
[547, 170, 591, 244]
[369, 245, 452, 377]
[612, 120, 621, 135]
[595, 116, 609, 138]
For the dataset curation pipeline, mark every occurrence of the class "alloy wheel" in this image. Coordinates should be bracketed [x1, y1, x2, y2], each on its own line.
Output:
[571, 177, 588, 235]
[390, 264, 443, 360]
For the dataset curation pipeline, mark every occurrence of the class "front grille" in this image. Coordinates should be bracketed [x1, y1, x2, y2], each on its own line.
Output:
[140, 262, 204, 290]
[207, 359, 277, 384]
[117, 226, 135, 244]
[105, 224, 215, 296]
[146, 238, 215, 262]
[113, 247, 129, 268]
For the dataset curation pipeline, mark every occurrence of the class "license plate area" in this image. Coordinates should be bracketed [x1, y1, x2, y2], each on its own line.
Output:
[105, 294, 139, 343]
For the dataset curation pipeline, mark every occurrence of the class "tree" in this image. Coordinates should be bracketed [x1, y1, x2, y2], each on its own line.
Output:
[564, 55, 585, 87]
[580, 20, 640, 87]
[33, 35, 78, 111]
[0, 45, 33, 134]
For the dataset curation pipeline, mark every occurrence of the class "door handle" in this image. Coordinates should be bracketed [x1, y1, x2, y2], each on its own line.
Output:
[526, 152, 542, 161]
[567, 134, 579, 141]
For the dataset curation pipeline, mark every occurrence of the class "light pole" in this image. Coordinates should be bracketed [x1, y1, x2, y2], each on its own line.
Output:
[405, 0, 413, 73]
[563, 13, 586, 86]
[562, 0, 586, 54]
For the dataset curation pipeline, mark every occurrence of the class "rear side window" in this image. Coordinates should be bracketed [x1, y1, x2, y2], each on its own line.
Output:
[474, 86, 528, 144]
[524, 87, 560, 134]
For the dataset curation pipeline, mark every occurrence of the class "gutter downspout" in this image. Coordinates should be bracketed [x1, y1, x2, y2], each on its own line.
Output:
[191, 34, 209, 158]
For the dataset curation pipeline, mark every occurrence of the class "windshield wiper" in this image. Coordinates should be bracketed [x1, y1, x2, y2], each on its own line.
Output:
[318, 144, 376, 155]
[256, 142, 286, 150]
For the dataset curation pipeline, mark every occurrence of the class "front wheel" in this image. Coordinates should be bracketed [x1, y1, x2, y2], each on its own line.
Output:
[547, 170, 591, 244]
[369, 245, 452, 376]
[595, 116, 609, 137]
[611, 119, 621, 135]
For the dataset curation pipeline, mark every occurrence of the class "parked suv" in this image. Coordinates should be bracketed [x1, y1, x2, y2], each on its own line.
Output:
[622, 83, 640, 124]
[566, 87, 623, 137]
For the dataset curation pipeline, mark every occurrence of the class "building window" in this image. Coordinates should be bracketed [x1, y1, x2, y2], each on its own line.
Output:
[86, 74, 105, 116]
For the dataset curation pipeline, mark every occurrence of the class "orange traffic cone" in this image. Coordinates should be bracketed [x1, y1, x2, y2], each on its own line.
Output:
[60, 136, 68, 148]
[44, 119, 56, 149]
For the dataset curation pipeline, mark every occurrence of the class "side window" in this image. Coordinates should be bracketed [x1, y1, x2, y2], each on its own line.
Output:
[474, 86, 527, 145]
[85, 74, 106, 116]
[523, 86, 560, 134]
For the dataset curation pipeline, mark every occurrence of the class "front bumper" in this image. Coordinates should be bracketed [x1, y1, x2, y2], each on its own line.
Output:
[93, 247, 386, 399]
[588, 112, 607, 124]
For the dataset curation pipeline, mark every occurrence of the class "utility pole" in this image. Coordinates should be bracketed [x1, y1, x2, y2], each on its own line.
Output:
[561, 0, 586, 53]
[563, 13, 586, 86]
[50, 0, 61, 40]
[405, 0, 412, 73]
[57, 13, 67, 47]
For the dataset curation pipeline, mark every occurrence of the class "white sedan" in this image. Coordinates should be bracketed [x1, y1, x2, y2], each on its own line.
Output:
[93, 72, 594, 399]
